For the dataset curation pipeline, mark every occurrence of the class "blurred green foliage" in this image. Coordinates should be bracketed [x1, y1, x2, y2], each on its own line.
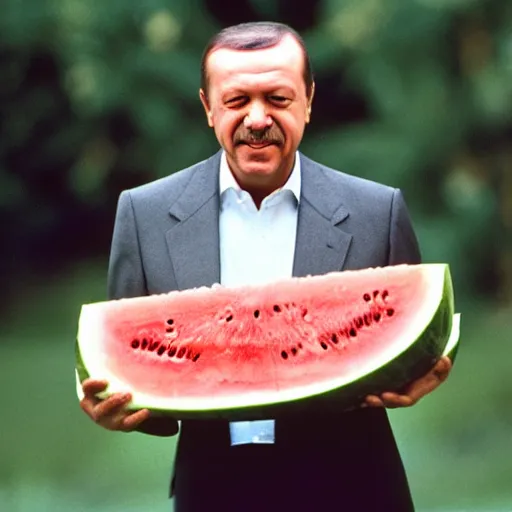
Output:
[0, 0, 510, 304]
[1, 0, 511, 510]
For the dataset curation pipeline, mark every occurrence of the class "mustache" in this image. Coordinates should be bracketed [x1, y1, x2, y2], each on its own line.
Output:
[233, 126, 284, 145]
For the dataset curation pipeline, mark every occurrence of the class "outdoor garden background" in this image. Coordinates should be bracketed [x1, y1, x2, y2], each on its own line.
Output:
[1, 0, 511, 510]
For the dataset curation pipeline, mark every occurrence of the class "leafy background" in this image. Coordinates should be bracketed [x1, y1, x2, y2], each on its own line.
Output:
[0, 0, 511, 510]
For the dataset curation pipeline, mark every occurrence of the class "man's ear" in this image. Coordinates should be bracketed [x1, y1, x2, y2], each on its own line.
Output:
[306, 82, 315, 124]
[199, 89, 214, 128]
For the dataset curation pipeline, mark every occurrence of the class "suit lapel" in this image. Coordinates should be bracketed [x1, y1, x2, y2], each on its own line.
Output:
[165, 151, 353, 290]
[293, 154, 353, 278]
[165, 152, 222, 290]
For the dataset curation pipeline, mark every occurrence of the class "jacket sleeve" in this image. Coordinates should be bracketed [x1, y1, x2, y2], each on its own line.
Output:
[107, 190, 179, 437]
[107, 190, 148, 300]
[388, 189, 422, 266]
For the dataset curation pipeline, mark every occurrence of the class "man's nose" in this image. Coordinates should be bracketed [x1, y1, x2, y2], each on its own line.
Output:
[244, 102, 272, 131]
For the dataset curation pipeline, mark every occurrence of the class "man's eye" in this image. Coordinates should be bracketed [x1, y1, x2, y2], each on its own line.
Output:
[226, 97, 247, 106]
[270, 96, 290, 105]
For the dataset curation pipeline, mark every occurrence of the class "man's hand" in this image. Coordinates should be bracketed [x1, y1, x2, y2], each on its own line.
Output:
[363, 356, 453, 408]
[80, 378, 151, 432]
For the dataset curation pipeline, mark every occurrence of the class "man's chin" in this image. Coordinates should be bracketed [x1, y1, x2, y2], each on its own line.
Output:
[237, 162, 278, 178]
[226, 146, 287, 179]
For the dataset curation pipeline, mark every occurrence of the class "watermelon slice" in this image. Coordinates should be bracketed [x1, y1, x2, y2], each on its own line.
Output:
[75, 264, 458, 420]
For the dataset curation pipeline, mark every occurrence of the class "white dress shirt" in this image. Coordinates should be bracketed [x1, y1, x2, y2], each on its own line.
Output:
[218, 150, 301, 445]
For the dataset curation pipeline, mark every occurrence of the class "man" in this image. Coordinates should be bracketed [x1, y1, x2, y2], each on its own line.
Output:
[80, 22, 452, 511]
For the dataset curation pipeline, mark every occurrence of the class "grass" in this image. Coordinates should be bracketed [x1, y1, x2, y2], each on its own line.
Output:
[1, 259, 511, 511]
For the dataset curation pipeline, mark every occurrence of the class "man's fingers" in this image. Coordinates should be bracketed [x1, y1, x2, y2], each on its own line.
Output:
[381, 393, 413, 407]
[405, 358, 452, 402]
[79, 379, 133, 427]
[78, 380, 147, 432]
[120, 409, 151, 432]
[79, 397, 96, 418]
[82, 378, 109, 397]
[364, 395, 385, 407]
[361, 356, 453, 410]
[365, 391, 416, 409]
[91, 393, 132, 423]
[406, 376, 440, 404]
[433, 356, 452, 381]
[80, 379, 111, 419]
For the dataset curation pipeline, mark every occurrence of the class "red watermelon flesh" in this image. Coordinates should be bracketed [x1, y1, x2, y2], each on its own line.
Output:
[76, 264, 455, 418]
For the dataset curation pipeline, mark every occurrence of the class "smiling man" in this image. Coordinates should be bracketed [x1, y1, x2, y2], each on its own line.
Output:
[79, 22, 452, 512]
[199, 31, 314, 207]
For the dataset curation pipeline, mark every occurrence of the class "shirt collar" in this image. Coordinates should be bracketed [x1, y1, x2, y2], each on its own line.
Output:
[219, 150, 301, 203]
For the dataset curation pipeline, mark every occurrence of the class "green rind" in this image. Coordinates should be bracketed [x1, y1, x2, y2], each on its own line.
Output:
[75, 265, 458, 421]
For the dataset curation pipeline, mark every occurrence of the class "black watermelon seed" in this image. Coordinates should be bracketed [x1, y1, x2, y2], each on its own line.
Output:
[349, 328, 357, 337]
[157, 346, 166, 356]
[373, 313, 381, 322]
[281, 351, 288, 359]
[131, 339, 140, 349]
[331, 334, 338, 344]
[298, 343, 303, 349]
[141, 338, 149, 350]
[364, 314, 371, 326]
[320, 342, 328, 350]
[387, 308, 395, 317]
[382, 290, 389, 300]
[254, 310, 260, 319]
[177, 348, 186, 358]
[273, 305, 281, 313]
[192, 353, 201, 362]
[149, 341, 159, 351]
[363, 293, 371, 302]
[168, 347, 177, 357]
[166, 327, 174, 333]
[291, 347, 298, 355]
[226, 314, 233, 322]
[373, 290, 379, 298]
[166, 319, 174, 325]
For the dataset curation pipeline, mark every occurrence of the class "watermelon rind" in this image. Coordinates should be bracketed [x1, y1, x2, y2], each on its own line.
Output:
[75, 264, 458, 420]
[442, 312, 460, 363]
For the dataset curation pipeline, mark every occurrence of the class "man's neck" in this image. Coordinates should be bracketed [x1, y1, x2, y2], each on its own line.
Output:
[227, 161, 296, 209]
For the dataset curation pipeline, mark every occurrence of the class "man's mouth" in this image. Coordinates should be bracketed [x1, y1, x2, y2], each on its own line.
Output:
[245, 141, 273, 149]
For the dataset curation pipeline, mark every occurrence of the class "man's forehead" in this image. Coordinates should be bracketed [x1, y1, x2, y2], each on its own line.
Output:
[214, 69, 298, 95]
[206, 35, 304, 83]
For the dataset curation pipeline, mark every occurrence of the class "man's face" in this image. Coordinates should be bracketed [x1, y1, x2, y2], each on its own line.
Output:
[200, 35, 314, 191]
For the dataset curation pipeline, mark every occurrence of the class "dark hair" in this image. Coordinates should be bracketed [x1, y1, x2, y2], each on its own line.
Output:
[201, 22, 314, 98]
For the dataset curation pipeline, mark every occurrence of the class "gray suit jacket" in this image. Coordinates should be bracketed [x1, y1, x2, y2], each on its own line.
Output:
[107, 150, 420, 510]
[108, 151, 420, 297]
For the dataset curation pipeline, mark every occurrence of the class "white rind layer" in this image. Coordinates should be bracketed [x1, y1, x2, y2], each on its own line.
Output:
[443, 313, 460, 357]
